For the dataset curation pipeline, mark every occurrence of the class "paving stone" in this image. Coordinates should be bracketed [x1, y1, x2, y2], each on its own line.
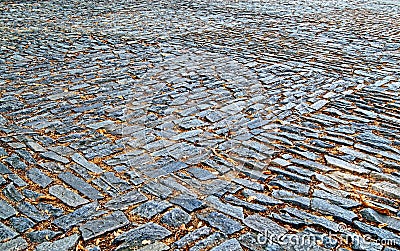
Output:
[35, 234, 79, 251]
[4, 154, 27, 169]
[26, 141, 47, 152]
[311, 198, 357, 224]
[244, 214, 287, 235]
[28, 229, 61, 243]
[232, 178, 264, 191]
[372, 181, 400, 200]
[80, 211, 130, 241]
[206, 195, 244, 219]
[242, 189, 283, 206]
[40, 151, 70, 164]
[36, 202, 64, 217]
[17, 201, 49, 222]
[53, 202, 107, 231]
[198, 212, 243, 235]
[189, 232, 227, 251]
[224, 194, 266, 212]
[131, 200, 172, 219]
[141, 181, 172, 199]
[49, 185, 89, 207]
[0, 237, 28, 251]
[113, 222, 171, 250]
[360, 208, 400, 232]
[58, 172, 103, 200]
[71, 153, 103, 173]
[173, 226, 211, 249]
[161, 208, 191, 227]
[187, 167, 217, 180]
[210, 238, 243, 251]
[9, 216, 35, 233]
[27, 168, 52, 188]
[0, 222, 18, 241]
[0, 199, 17, 219]
[325, 155, 369, 174]
[105, 189, 148, 210]
[169, 194, 204, 212]
[271, 190, 310, 209]
[137, 242, 169, 251]
[3, 183, 24, 202]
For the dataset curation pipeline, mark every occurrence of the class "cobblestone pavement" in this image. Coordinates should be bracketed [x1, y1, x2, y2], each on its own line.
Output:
[1, 0, 400, 250]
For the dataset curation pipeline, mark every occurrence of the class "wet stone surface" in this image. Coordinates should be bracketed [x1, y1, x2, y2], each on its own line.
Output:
[1, 0, 400, 250]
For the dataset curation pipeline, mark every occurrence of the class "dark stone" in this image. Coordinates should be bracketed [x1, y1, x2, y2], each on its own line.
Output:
[105, 190, 148, 210]
[71, 153, 103, 173]
[173, 226, 211, 249]
[161, 208, 191, 227]
[37, 203, 64, 217]
[198, 212, 243, 235]
[58, 172, 103, 200]
[0, 237, 28, 251]
[53, 202, 107, 231]
[354, 221, 400, 248]
[190, 232, 226, 251]
[40, 151, 70, 164]
[3, 183, 24, 202]
[28, 229, 61, 243]
[210, 238, 243, 251]
[224, 194, 266, 212]
[9, 216, 35, 233]
[27, 168, 52, 188]
[35, 234, 79, 251]
[141, 181, 172, 199]
[113, 222, 171, 250]
[170, 195, 204, 212]
[0, 222, 18, 241]
[0, 199, 17, 219]
[80, 211, 130, 241]
[131, 200, 172, 219]
[49, 185, 89, 207]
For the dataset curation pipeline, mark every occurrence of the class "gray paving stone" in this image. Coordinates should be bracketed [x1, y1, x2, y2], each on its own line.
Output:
[360, 208, 400, 232]
[0, 237, 28, 251]
[137, 242, 169, 251]
[242, 189, 283, 206]
[3, 183, 24, 202]
[54, 202, 107, 231]
[9, 216, 35, 233]
[206, 195, 244, 219]
[311, 198, 357, 224]
[58, 172, 103, 200]
[161, 207, 191, 227]
[187, 167, 217, 180]
[40, 151, 70, 164]
[4, 154, 27, 170]
[372, 181, 400, 200]
[232, 178, 264, 191]
[27, 168, 52, 188]
[71, 153, 102, 173]
[244, 214, 287, 235]
[113, 222, 171, 250]
[210, 238, 243, 251]
[325, 155, 369, 174]
[131, 200, 172, 219]
[198, 212, 243, 235]
[80, 211, 130, 241]
[189, 232, 227, 251]
[35, 234, 79, 251]
[169, 194, 204, 212]
[27, 229, 61, 243]
[0, 222, 18, 241]
[173, 226, 211, 249]
[105, 189, 148, 210]
[0, 199, 17, 219]
[141, 181, 172, 199]
[49, 185, 89, 207]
